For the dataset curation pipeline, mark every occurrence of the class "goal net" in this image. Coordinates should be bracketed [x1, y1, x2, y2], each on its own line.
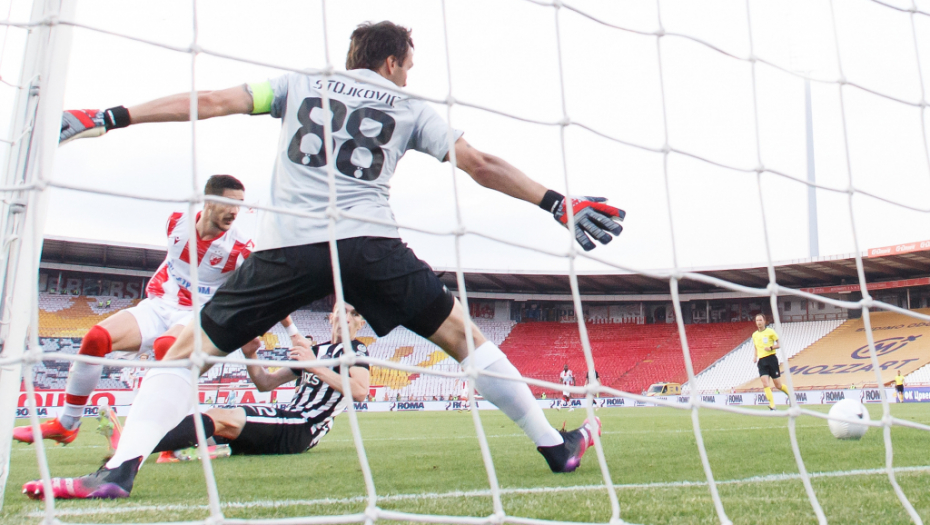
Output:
[2, 0, 930, 524]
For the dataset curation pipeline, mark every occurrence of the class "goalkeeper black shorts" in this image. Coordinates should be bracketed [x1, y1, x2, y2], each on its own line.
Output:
[216, 406, 329, 455]
[201, 237, 454, 352]
[757, 354, 781, 379]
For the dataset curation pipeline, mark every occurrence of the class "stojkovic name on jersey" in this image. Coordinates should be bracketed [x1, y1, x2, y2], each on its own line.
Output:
[314, 78, 403, 107]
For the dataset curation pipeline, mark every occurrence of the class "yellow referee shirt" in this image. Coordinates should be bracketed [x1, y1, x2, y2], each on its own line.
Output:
[752, 328, 779, 359]
[895, 374, 904, 386]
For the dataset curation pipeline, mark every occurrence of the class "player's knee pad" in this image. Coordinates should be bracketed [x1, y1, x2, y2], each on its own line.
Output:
[153, 336, 177, 361]
[79, 325, 112, 357]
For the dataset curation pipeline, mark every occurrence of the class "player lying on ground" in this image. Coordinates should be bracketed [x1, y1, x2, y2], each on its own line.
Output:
[752, 313, 790, 410]
[13, 175, 275, 444]
[154, 302, 368, 460]
[25, 20, 618, 500]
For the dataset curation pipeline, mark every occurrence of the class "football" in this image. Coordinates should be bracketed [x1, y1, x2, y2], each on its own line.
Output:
[828, 399, 870, 440]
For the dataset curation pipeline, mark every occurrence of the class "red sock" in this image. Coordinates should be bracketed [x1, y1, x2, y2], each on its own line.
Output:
[64, 325, 112, 407]
[153, 336, 177, 361]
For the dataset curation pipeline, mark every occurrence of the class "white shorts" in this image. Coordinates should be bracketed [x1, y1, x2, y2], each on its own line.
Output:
[126, 297, 197, 350]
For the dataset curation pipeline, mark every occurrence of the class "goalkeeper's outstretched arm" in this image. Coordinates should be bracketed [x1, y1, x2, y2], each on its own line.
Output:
[58, 85, 254, 145]
[448, 137, 548, 205]
[128, 85, 254, 124]
[449, 137, 626, 252]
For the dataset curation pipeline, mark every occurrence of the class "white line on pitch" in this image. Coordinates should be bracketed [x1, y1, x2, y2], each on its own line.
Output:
[31, 465, 930, 518]
[325, 424, 825, 442]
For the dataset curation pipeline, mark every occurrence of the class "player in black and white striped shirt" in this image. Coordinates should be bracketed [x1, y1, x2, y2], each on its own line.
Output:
[153, 303, 369, 456]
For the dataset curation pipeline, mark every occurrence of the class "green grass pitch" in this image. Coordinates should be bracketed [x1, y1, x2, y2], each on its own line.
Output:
[4, 404, 930, 524]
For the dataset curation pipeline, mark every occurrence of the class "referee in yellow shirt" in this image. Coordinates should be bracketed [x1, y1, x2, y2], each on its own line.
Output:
[895, 370, 905, 403]
[752, 313, 790, 410]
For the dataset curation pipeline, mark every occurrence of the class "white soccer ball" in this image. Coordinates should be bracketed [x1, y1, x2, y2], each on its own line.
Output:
[828, 399, 870, 440]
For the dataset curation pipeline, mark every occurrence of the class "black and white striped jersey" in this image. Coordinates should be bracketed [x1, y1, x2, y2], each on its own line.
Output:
[287, 339, 369, 425]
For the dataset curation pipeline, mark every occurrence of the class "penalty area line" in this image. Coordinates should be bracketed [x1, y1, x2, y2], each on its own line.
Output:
[32, 465, 930, 518]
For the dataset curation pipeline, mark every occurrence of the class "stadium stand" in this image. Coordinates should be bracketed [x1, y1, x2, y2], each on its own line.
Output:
[686, 320, 844, 393]
[30, 289, 928, 400]
[38, 292, 139, 338]
[497, 322, 756, 397]
[737, 309, 930, 391]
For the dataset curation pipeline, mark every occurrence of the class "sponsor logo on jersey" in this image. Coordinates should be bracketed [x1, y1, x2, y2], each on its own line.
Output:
[174, 236, 180, 244]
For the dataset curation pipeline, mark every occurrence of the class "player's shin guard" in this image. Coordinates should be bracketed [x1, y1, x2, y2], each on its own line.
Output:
[764, 387, 774, 408]
[62, 325, 113, 429]
[105, 367, 194, 469]
[464, 342, 563, 447]
[153, 414, 215, 452]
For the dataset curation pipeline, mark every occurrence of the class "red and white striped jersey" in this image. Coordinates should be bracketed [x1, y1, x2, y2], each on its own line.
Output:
[146, 211, 253, 308]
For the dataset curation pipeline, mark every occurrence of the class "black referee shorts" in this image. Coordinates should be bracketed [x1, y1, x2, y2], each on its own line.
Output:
[757, 354, 781, 379]
[896, 384, 904, 393]
[216, 406, 329, 455]
[201, 237, 454, 352]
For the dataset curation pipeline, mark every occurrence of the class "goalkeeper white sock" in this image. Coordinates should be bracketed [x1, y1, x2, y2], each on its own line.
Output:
[106, 367, 194, 469]
[464, 342, 563, 448]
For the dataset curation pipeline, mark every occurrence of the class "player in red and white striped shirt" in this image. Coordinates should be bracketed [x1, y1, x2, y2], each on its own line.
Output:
[13, 175, 266, 445]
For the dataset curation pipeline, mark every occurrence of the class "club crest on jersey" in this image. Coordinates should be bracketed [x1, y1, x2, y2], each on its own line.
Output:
[173, 237, 181, 244]
[209, 255, 223, 266]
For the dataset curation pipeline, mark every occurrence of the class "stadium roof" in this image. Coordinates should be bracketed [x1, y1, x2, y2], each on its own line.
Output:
[40, 236, 930, 299]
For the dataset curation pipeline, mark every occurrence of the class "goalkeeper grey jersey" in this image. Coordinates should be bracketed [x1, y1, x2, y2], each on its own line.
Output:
[256, 69, 463, 251]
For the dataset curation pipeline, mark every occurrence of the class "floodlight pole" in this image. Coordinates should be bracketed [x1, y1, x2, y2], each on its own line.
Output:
[0, 0, 74, 510]
[805, 78, 819, 259]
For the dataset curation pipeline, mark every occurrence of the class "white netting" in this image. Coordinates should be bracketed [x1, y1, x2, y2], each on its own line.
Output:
[1, 1, 930, 525]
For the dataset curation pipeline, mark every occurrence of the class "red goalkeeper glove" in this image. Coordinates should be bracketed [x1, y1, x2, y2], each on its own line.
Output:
[540, 190, 625, 252]
[59, 106, 131, 146]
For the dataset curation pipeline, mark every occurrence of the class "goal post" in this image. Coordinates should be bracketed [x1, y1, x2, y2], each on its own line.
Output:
[0, 0, 74, 510]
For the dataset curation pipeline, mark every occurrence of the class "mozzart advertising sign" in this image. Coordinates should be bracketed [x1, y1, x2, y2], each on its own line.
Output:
[15, 387, 907, 418]
[740, 309, 930, 391]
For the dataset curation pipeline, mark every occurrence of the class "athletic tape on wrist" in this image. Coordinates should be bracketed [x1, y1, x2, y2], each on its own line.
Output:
[286, 323, 301, 337]
[539, 189, 564, 214]
[103, 106, 131, 130]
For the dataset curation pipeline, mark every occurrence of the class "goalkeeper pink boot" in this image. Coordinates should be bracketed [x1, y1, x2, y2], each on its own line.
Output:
[22, 456, 141, 500]
[537, 417, 601, 473]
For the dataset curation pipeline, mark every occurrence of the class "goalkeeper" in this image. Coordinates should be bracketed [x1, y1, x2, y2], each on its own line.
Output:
[26, 21, 622, 500]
